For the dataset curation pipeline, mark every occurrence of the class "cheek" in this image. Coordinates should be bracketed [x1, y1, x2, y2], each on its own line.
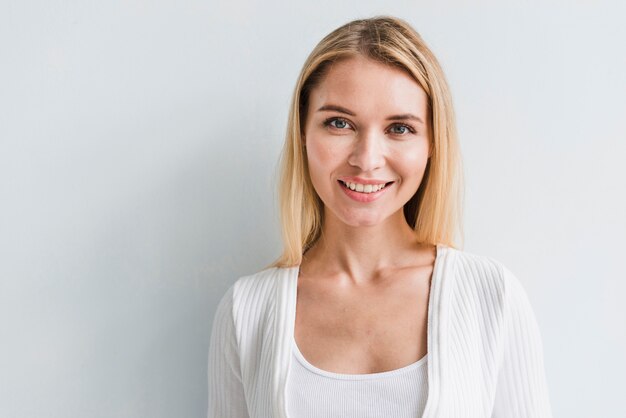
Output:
[406, 152, 428, 169]
[306, 140, 340, 177]
[393, 145, 430, 182]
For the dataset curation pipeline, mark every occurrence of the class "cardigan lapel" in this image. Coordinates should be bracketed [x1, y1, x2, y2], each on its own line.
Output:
[270, 266, 299, 418]
[422, 244, 455, 417]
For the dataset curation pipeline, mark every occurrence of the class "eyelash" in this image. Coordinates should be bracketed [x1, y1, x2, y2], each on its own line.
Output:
[322, 117, 417, 135]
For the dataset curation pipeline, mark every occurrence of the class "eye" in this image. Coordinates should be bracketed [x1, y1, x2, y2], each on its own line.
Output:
[388, 123, 416, 135]
[323, 117, 352, 130]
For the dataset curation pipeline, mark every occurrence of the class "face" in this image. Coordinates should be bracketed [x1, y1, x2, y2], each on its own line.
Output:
[303, 55, 431, 227]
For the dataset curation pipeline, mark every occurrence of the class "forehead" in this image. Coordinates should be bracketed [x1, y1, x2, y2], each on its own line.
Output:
[309, 56, 428, 115]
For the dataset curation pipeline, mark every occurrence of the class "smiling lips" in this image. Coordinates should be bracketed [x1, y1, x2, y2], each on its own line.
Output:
[339, 179, 389, 193]
[337, 179, 394, 202]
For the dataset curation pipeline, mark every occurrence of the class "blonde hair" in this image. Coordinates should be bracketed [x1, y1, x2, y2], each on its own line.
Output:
[267, 15, 464, 268]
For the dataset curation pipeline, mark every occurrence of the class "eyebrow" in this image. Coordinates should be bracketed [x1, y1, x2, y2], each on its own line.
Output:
[317, 104, 424, 125]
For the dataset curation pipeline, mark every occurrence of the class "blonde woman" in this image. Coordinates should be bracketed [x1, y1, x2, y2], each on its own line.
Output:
[208, 16, 552, 418]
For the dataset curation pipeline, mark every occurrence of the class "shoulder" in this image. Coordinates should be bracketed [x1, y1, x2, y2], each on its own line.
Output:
[443, 246, 528, 313]
[231, 266, 290, 304]
[223, 266, 294, 330]
[449, 245, 524, 283]
[214, 267, 289, 316]
[446, 246, 506, 286]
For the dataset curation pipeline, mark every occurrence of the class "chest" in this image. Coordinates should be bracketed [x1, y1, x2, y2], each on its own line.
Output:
[293, 271, 432, 375]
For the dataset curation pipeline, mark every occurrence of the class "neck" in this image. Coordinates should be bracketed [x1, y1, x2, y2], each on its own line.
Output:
[301, 208, 426, 285]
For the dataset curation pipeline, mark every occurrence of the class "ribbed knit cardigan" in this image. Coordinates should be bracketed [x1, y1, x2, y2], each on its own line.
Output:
[208, 244, 553, 417]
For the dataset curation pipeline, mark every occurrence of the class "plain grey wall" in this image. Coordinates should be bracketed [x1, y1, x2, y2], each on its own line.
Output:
[1, 1, 624, 417]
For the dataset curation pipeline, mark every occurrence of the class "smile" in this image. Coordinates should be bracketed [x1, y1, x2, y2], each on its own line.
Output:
[338, 180, 390, 193]
[337, 180, 394, 202]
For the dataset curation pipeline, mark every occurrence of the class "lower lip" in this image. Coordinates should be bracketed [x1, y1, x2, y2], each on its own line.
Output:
[338, 181, 393, 202]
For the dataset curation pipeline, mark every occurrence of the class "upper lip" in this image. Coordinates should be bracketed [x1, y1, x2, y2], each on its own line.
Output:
[338, 176, 394, 185]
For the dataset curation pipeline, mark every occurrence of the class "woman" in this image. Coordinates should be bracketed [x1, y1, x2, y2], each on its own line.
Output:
[208, 16, 552, 418]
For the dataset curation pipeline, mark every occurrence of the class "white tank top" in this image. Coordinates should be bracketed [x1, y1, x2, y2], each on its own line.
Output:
[286, 337, 428, 417]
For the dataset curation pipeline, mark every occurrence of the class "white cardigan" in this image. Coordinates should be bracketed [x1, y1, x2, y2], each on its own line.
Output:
[208, 244, 553, 417]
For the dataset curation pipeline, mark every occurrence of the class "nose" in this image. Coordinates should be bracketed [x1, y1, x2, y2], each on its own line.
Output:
[347, 129, 385, 172]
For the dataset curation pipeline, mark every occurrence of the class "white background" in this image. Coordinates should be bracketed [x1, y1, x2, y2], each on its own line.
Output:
[1, 1, 624, 417]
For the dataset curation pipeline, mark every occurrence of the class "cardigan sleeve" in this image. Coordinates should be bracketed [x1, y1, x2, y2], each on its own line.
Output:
[491, 265, 553, 418]
[207, 284, 250, 418]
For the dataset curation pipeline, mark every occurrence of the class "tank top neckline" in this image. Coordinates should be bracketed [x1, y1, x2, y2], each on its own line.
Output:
[291, 336, 428, 381]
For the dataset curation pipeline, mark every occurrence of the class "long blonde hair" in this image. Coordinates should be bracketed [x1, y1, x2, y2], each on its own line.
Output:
[267, 15, 464, 268]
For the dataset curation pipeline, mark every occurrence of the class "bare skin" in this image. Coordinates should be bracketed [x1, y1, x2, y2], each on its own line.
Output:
[295, 239, 436, 375]
[295, 56, 434, 374]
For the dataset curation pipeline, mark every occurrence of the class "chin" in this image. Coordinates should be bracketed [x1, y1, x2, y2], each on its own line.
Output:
[338, 212, 385, 227]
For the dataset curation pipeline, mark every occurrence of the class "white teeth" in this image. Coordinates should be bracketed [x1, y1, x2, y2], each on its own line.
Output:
[341, 181, 388, 194]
